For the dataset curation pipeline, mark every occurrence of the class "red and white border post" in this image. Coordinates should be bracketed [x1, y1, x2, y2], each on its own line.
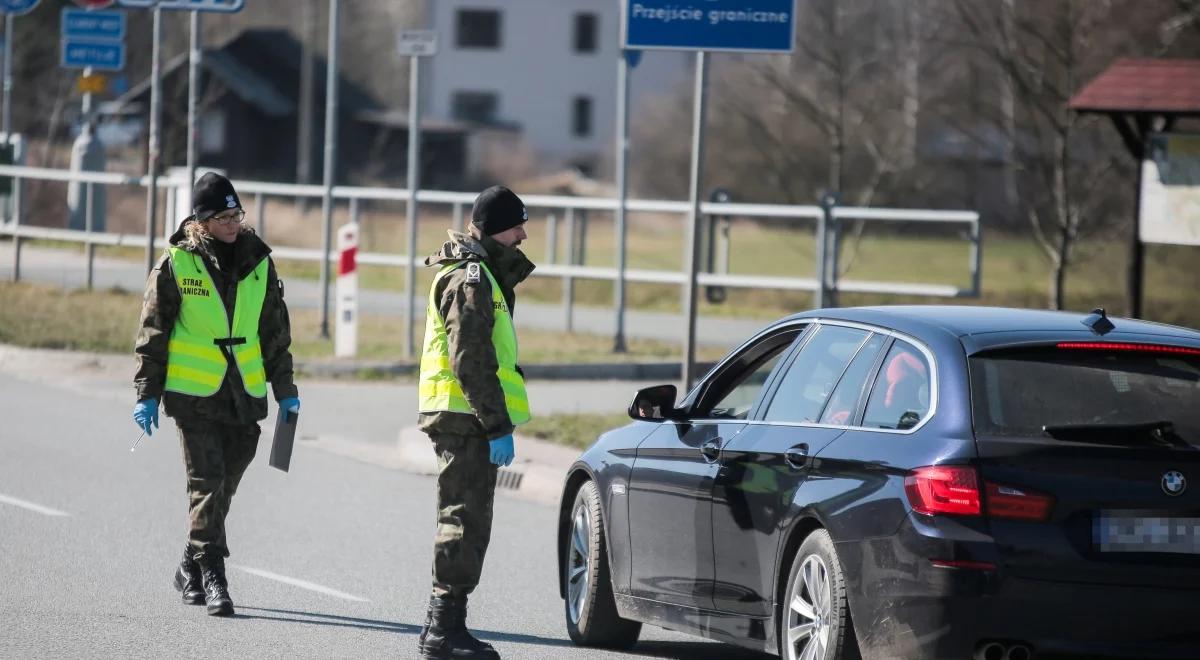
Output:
[335, 221, 358, 357]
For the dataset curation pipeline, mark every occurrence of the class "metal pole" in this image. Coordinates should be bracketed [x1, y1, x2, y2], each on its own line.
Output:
[404, 53, 422, 359]
[613, 49, 631, 353]
[545, 212, 557, 264]
[563, 207, 575, 333]
[144, 7, 163, 275]
[681, 52, 708, 391]
[3, 13, 14, 229]
[827, 212, 841, 308]
[318, 0, 341, 339]
[296, 0, 316, 205]
[85, 182, 95, 290]
[2, 14, 12, 137]
[815, 194, 832, 309]
[254, 192, 265, 237]
[452, 201, 464, 233]
[1129, 153, 1145, 319]
[969, 220, 981, 297]
[186, 11, 201, 189]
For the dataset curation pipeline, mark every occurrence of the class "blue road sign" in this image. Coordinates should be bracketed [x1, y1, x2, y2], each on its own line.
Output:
[62, 9, 125, 40]
[61, 39, 124, 71]
[623, 0, 795, 53]
[118, 0, 243, 12]
[0, 0, 39, 16]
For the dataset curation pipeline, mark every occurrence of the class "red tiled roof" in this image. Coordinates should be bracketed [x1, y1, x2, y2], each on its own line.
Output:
[1069, 58, 1200, 114]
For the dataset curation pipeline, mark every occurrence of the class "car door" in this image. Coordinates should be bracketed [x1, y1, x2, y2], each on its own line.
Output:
[711, 325, 885, 616]
[626, 325, 806, 610]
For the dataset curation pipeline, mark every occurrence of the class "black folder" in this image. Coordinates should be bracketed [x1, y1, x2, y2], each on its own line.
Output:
[269, 409, 298, 472]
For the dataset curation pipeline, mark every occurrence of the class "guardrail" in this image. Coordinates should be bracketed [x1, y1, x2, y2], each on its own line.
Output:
[0, 164, 981, 353]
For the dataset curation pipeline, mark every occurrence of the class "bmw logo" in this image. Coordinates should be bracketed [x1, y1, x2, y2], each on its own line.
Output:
[1162, 471, 1187, 497]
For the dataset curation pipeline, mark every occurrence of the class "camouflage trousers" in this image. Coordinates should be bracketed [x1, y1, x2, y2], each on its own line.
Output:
[177, 420, 260, 560]
[430, 433, 498, 598]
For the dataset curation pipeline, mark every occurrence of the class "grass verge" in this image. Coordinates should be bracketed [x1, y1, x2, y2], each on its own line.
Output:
[519, 412, 632, 450]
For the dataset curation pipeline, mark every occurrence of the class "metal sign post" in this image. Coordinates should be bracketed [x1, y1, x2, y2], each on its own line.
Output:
[318, 0, 340, 339]
[1, 0, 39, 228]
[185, 10, 199, 191]
[613, 49, 633, 353]
[143, 4, 160, 274]
[397, 29, 436, 358]
[623, 0, 796, 390]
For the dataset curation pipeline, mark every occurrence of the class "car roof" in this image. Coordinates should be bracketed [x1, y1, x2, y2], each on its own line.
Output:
[781, 305, 1200, 352]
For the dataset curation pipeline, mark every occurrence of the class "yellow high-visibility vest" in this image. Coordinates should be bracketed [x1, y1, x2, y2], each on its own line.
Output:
[418, 261, 531, 425]
[164, 246, 269, 398]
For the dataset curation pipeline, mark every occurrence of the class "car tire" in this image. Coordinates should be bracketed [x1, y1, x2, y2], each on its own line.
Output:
[563, 480, 641, 649]
[779, 529, 860, 660]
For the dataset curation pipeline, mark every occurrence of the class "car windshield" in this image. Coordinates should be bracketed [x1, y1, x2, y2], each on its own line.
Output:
[969, 347, 1200, 445]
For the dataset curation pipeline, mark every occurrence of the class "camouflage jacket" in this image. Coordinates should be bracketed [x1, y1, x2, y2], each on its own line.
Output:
[133, 221, 298, 425]
[418, 230, 535, 441]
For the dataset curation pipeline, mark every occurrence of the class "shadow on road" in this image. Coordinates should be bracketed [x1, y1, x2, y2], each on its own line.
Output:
[235, 606, 573, 648]
[619, 641, 773, 660]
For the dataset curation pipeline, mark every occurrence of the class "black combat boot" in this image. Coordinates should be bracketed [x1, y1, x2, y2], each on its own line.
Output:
[421, 596, 499, 659]
[172, 546, 205, 605]
[418, 595, 435, 653]
[196, 554, 235, 617]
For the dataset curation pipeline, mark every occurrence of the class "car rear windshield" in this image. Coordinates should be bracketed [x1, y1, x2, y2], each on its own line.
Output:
[969, 347, 1200, 442]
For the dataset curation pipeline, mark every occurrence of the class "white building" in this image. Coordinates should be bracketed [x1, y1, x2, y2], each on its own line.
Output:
[424, 0, 687, 179]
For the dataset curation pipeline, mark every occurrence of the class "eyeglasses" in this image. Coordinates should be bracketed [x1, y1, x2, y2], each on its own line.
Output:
[208, 210, 245, 226]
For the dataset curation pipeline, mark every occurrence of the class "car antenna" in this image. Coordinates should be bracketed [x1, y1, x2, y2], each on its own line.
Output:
[1082, 307, 1115, 336]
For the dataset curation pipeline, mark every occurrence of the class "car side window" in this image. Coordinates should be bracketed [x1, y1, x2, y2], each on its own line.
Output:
[702, 329, 803, 420]
[818, 333, 887, 425]
[862, 340, 932, 430]
[763, 326, 870, 424]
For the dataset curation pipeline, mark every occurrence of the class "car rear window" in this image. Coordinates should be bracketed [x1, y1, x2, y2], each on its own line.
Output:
[969, 347, 1200, 442]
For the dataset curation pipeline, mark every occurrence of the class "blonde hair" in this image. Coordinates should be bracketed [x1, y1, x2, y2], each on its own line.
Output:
[181, 217, 250, 252]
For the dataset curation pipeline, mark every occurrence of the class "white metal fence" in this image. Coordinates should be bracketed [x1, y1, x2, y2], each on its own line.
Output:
[0, 164, 981, 354]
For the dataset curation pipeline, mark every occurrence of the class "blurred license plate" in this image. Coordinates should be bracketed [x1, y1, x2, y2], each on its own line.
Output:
[1095, 513, 1200, 554]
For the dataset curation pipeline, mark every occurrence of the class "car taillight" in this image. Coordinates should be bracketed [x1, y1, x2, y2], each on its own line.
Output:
[905, 466, 982, 516]
[906, 466, 1055, 521]
[985, 482, 1054, 521]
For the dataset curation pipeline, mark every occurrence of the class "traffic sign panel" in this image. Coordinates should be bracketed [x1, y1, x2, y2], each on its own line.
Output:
[77, 72, 108, 94]
[0, 0, 40, 16]
[117, 0, 243, 12]
[622, 0, 796, 53]
[62, 8, 125, 40]
[61, 39, 124, 71]
[397, 30, 437, 57]
[72, 0, 115, 8]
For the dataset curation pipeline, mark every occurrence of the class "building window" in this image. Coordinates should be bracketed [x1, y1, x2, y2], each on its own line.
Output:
[456, 9, 501, 49]
[452, 91, 499, 124]
[573, 13, 597, 53]
[572, 96, 592, 138]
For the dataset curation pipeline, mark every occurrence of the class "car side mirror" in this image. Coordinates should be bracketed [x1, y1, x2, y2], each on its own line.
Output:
[629, 384, 681, 422]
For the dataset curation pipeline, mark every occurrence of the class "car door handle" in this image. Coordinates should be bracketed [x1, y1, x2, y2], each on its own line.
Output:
[700, 438, 723, 463]
[785, 444, 810, 469]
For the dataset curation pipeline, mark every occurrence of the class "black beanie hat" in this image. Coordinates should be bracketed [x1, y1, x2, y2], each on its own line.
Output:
[471, 185, 528, 236]
[192, 172, 242, 221]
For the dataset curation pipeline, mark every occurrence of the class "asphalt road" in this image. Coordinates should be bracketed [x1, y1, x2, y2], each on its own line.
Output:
[0, 367, 773, 659]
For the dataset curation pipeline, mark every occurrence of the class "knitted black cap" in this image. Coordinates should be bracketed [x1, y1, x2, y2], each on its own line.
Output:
[192, 172, 242, 221]
[470, 185, 528, 236]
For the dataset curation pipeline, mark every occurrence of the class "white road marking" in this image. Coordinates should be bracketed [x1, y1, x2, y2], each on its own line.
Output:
[0, 493, 70, 517]
[232, 565, 370, 602]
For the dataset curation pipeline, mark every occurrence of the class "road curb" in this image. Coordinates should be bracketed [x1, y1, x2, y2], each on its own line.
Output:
[297, 359, 718, 381]
[395, 425, 580, 506]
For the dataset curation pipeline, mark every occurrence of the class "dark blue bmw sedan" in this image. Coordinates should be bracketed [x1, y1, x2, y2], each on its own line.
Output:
[556, 306, 1200, 660]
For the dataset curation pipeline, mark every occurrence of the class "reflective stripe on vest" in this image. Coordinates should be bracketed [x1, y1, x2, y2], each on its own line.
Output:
[164, 247, 269, 398]
[418, 261, 531, 425]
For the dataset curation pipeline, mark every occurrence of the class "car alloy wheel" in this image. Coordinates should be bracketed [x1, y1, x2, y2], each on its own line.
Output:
[786, 554, 833, 660]
[567, 503, 592, 624]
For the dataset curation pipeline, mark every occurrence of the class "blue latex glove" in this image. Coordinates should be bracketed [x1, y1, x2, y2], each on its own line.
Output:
[133, 399, 159, 436]
[489, 434, 515, 467]
[280, 397, 300, 418]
